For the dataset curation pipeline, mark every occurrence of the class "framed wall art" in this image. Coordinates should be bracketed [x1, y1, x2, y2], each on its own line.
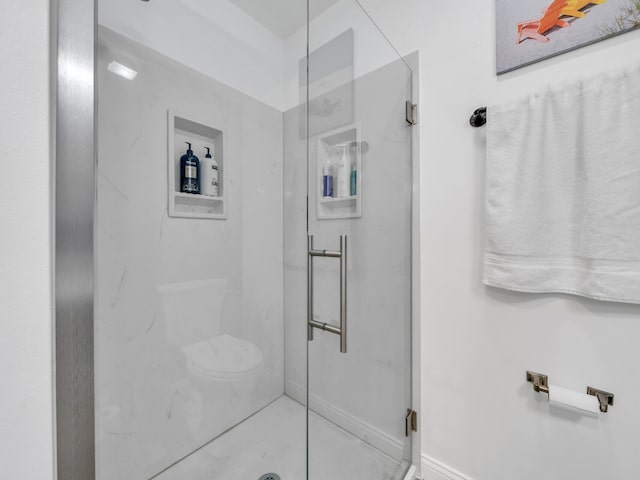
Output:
[497, 0, 640, 74]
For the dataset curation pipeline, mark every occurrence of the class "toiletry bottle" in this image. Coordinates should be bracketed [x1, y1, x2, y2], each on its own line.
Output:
[350, 161, 357, 197]
[323, 156, 334, 198]
[180, 142, 200, 194]
[336, 144, 350, 198]
[200, 147, 219, 197]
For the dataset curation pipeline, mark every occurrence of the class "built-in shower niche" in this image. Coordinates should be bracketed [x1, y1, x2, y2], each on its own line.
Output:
[168, 111, 226, 219]
[316, 124, 362, 220]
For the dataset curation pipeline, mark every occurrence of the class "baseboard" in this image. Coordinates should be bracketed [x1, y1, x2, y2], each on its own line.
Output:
[285, 379, 405, 461]
[420, 454, 473, 480]
[403, 464, 417, 480]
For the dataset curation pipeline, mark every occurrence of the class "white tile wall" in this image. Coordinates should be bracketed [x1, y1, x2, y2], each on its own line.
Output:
[96, 28, 284, 479]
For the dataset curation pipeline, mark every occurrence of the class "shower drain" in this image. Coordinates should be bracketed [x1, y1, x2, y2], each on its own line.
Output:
[258, 474, 281, 480]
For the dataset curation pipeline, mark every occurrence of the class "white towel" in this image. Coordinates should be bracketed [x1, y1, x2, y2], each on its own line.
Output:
[485, 63, 640, 304]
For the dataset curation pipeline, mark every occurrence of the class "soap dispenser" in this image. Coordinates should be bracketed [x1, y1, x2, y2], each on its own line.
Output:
[201, 146, 219, 197]
[180, 142, 200, 194]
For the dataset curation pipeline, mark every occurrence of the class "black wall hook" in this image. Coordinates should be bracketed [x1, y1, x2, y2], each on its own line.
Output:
[470, 107, 487, 127]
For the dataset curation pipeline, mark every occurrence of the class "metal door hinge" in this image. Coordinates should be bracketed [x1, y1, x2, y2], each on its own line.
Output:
[405, 409, 418, 436]
[406, 101, 417, 125]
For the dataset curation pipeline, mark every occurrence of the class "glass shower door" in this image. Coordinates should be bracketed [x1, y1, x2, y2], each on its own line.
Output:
[305, 3, 415, 479]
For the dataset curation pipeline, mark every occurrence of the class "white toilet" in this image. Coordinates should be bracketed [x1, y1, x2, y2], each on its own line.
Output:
[181, 333, 263, 382]
[157, 279, 264, 439]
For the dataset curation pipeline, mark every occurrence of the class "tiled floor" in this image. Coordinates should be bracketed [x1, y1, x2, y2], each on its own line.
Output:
[154, 395, 404, 480]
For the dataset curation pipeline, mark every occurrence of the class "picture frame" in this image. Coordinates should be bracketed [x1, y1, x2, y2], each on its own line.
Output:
[496, 0, 640, 74]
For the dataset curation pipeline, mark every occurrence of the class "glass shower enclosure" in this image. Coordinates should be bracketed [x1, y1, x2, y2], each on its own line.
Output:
[95, 1, 415, 479]
[304, 4, 415, 477]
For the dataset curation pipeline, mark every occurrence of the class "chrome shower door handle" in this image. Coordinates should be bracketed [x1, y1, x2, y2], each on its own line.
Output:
[307, 235, 348, 354]
[339, 235, 347, 353]
[307, 235, 315, 343]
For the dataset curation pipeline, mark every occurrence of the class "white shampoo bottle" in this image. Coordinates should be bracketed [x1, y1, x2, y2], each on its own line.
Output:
[201, 146, 219, 196]
[336, 144, 350, 198]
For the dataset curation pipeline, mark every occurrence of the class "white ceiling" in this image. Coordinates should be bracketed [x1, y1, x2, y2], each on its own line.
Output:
[229, 0, 340, 38]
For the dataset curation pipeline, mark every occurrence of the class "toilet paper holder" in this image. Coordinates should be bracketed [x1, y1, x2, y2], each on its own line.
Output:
[526, 371, 615, 413]
[526, 371, 549, 394]
[586, 386, 615, 413]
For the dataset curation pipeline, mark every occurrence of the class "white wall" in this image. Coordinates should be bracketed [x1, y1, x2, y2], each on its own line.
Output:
[283, 0, 403, 110]
[99, 0, 287, 111]
[0, 1, 54, 479]
[355, 1, 640, 479]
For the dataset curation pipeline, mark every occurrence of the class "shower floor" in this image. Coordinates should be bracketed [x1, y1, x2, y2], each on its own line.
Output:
[154, 395, 404, 480]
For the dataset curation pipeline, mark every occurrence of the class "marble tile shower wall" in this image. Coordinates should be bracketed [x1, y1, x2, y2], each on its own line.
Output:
[96, 28, 284, 479]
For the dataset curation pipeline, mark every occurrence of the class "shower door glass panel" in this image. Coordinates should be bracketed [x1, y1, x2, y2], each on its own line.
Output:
[96, 3, 288, 477]
[96, 0, 410, 478]
[304, 3, 415, 479]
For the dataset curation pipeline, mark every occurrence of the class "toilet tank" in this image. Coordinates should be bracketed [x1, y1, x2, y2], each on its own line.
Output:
[157, 279, 229, 347]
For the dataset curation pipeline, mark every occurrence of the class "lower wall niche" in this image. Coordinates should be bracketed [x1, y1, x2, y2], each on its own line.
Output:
[168, 110, 226, 219]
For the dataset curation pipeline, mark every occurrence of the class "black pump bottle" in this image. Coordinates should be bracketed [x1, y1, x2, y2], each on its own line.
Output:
[180, 142, 200, 194]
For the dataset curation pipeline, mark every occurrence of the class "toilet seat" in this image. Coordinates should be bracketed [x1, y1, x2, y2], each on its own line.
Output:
[182, 334, 263, 381]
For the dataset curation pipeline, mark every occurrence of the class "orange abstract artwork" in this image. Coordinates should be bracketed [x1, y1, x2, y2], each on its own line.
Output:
[497, 0, 638, 73]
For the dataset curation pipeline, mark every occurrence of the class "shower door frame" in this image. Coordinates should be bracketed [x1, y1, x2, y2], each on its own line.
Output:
[408, 56, 422, 479]
[51, 0, 422, 478]
[411, 57, 422, 479]
[52, 0, 97, 479]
